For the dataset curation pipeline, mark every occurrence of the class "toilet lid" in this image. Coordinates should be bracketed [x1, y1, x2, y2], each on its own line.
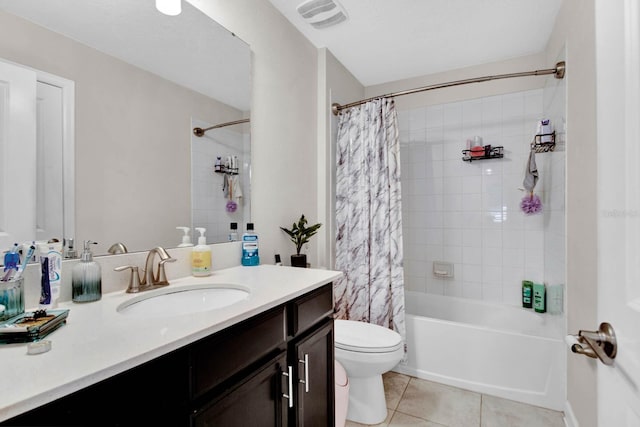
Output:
[334, 319, 403, 353]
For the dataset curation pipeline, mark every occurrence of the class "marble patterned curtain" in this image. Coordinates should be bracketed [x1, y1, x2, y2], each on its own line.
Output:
[334, 97, 406, 345]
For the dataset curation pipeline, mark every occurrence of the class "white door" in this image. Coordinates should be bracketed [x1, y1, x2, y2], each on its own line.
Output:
[596, 0, 640, 425]
[35, 81, 65, 243]
[0, 61, 36, 249]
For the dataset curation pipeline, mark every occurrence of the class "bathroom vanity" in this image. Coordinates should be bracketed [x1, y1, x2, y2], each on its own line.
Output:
[0, 265, 341, 426]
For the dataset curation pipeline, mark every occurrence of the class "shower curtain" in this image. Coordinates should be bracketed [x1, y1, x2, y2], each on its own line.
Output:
[334, 97, 406, 345]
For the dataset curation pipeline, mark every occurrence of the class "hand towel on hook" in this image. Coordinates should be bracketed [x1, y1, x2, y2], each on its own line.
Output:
[521, 149, 542, 214]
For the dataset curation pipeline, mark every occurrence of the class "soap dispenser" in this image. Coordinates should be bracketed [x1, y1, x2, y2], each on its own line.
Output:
[176, 226, 194, 247]
[72, 240, 102, 302]
[192, 227, 212, 277]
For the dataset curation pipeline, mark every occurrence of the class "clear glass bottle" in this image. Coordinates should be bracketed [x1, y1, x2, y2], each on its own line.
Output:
[228, 222, 239, 241]
[72, 241, 102, 302]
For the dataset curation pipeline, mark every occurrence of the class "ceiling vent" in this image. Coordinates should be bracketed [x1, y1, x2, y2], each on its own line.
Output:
[296, 0, 348, 29]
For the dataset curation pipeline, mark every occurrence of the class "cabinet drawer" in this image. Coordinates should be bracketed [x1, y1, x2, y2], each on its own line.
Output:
[190, 306, 286, 399]
[289, 283, 333, 337]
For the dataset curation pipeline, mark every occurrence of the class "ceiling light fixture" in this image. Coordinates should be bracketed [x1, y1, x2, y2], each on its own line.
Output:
[156, 0, 181, 16]
[296, 0, 348, 29]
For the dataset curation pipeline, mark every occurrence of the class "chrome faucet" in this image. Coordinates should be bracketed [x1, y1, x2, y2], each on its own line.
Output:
[114, 246, 176, 293]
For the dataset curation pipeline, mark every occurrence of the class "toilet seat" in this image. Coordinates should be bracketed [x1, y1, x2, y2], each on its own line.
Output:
[335, 319, 402, 353]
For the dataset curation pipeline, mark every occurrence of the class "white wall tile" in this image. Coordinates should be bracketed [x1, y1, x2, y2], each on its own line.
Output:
[443, 245, 463, 263]
[462, 99, 482, 126]
[409, 106, 427, 130]
[399, 88, 564, 306]
[462, 281, 483, 299]
[443, 176, 463, 194]
[443, 229, 463, 246]
[443, 103, 463, 127]
[426, 105, 444, 128]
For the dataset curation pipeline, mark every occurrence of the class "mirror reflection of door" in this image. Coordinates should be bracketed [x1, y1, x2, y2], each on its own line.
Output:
[0, 59, 74, 250]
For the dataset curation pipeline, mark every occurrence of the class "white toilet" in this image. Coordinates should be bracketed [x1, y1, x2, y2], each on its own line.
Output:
[334, 319, 403, 425]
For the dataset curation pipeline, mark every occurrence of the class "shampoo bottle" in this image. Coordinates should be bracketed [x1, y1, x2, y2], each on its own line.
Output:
[241, 223, 260, 266]
[177, 226, 194, 247]
[522, 280, 533, 308]
[192, 227, 212, 277]
[533, 283, 546, 313]
[72, 240, 102, 303]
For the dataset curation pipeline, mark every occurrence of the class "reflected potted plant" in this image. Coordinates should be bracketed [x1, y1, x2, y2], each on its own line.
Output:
[280, 214, 322, 268]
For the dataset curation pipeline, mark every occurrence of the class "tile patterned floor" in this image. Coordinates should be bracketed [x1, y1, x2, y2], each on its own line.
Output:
[345, 372, 565, 427]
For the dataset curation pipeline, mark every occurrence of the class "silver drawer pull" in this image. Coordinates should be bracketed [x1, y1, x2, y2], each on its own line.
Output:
[298, 354, 310, 393]
[282, 366, 294, 408]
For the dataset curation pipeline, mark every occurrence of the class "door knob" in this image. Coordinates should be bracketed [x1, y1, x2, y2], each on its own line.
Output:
[569, 322, 617, 365]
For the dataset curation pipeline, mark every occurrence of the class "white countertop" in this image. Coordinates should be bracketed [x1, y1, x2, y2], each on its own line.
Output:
[0, 265, 342, 422]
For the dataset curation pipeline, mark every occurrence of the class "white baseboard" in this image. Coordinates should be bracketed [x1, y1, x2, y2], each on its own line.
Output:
[564, 400, 579, 427]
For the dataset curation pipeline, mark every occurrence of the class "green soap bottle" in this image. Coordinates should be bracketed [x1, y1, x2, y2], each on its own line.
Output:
[522, 280, 533, 308]
[533, 283, 546, 313]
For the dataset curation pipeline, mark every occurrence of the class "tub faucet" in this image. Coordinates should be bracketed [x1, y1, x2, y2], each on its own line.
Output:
[108, 242, 128, 255]
[143, 246, 176, 287]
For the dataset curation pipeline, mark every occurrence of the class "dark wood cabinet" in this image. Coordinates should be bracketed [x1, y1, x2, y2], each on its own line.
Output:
[2, 283, 335, 427]
[291, 320, 335, 427]
[192, 351, 289, 427]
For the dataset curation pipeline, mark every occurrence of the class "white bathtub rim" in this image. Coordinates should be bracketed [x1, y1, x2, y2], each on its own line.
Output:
[404, 291, 566, 340]
[405, 312, 564, 343]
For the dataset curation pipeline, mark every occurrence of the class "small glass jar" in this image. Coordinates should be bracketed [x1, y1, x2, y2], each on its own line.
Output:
[0, 276, 25, 321]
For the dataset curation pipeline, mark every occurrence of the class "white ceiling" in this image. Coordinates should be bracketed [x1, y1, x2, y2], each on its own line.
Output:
[0, 0, 251, 111]
[268, 0, 564, 86]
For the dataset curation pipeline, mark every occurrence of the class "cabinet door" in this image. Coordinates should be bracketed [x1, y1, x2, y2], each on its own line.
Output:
[291, 319, 335, 427]
[192, 351, 289, 427]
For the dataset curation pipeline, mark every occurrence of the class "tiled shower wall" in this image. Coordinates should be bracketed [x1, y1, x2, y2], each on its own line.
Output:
[398, 88, 565, 306]
[191, 123, 251, 244]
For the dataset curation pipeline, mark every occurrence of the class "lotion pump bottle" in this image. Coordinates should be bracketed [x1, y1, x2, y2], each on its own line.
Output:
[177, 226, 194, 247]
[192, 227, 212, 276]
[72, 240, 102, 302]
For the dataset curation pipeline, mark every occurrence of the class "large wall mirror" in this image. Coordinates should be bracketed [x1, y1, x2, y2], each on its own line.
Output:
[0, 0, 251, 257]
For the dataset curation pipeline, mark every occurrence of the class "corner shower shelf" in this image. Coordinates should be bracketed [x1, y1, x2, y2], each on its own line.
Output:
[462, 146, 504, 162]
[530, 132, 556, 153]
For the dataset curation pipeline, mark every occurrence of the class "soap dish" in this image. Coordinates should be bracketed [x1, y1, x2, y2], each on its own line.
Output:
[0, 309, 69, 344]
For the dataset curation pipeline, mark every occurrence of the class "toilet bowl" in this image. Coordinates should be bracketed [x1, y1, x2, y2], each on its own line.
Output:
[334, 319, 403, 425]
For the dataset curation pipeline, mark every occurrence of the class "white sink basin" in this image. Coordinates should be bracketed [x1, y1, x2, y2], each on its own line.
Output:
[116, 284, 250, 316]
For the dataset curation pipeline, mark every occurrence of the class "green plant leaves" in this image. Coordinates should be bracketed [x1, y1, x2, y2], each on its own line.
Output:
[279, 214, 322, 255]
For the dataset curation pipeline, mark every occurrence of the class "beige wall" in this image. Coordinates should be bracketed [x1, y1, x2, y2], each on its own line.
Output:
[317, 48, 364, 268]
[190, 0, 321, 266]
[546, 1, 598, 426]
[0, 9, 243, 255]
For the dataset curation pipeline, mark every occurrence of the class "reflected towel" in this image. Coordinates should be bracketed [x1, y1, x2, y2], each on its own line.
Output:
[224, 175, 243, 201]
[523, 149, 538, 192]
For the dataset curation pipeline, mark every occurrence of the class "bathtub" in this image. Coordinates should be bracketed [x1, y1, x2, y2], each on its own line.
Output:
[393, 291, 565, 411]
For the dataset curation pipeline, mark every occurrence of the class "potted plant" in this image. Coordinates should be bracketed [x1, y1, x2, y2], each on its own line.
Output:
[280, 214, 322, 268]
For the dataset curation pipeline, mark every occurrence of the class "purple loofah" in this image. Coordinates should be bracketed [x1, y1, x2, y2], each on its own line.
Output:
[226, 200, 237, 213]
[521, 193, 542, 215]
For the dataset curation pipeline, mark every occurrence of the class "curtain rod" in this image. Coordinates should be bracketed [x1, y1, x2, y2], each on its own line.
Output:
[331, 61, 566, 116]
[193, 118, 250, 137]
